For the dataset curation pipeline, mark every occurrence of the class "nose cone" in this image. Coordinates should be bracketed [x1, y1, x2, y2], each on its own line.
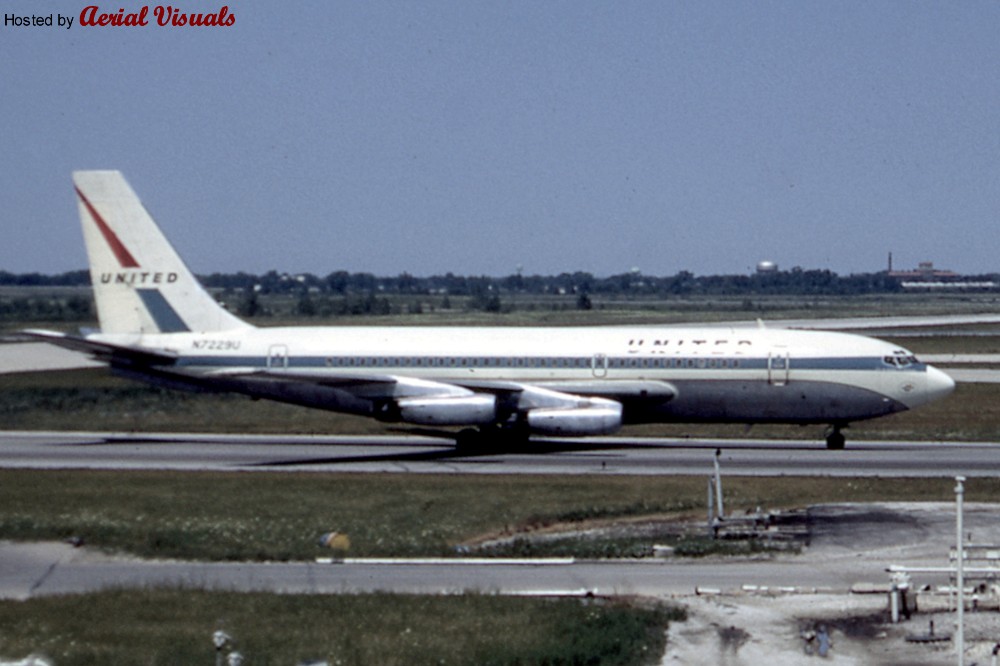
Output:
[924, 365, 956, 404]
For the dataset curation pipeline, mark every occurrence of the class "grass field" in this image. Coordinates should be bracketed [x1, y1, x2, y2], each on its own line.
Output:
[0, 590, 682, 666]
[1, 470, 994, 561]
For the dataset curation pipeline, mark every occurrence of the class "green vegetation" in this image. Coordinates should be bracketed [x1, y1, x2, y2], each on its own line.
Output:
[0, 470, 700, 560]
[0, 590, 682, 666]
[4, 282, 1000, 332]
[0, 470, 994, 562]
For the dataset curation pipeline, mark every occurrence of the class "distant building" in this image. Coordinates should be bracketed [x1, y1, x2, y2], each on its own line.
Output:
[888, 260, 960, 281]
[887, 258, 995, 291]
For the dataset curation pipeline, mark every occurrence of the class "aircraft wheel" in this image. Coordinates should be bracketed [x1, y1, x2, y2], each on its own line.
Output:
[825, 428, 846, 450]
[455, 428, 480, 452]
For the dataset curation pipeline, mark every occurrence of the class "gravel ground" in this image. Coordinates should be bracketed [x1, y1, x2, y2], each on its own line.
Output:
[662, 502, 1000, 665]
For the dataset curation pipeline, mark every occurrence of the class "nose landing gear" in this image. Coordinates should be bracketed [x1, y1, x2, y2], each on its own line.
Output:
[825, 425, 846, 450]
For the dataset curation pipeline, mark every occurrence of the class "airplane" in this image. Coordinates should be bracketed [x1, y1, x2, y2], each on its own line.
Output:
[26, 170, 956, 450]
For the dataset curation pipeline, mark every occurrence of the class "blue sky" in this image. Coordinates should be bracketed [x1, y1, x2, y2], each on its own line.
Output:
[2, 1, 999, 278]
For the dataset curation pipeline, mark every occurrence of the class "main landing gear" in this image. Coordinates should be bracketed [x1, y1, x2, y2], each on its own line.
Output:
[455, 425, 529, 452]
[825, 425, 846, 450]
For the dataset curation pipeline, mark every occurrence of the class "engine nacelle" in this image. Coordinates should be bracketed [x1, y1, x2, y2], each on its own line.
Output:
[526, 403, 623, 436]
[397, 394, 497, 426]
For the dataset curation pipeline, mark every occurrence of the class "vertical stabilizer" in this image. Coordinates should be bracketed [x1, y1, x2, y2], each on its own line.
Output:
[73, 170, 250, 335]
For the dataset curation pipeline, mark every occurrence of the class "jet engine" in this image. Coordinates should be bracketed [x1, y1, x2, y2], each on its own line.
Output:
[396, 394, 497, 425]
[526, 401, 623, 436]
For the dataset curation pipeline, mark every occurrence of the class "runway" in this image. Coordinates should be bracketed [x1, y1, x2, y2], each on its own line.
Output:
[2, 430, 998, 477]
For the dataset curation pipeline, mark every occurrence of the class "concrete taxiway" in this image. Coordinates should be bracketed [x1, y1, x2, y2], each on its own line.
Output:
[1, 430, 999, 476]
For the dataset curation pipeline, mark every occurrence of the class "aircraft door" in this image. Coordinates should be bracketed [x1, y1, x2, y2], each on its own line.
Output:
[267, 344, 289, 369]
[591, 353, 608, 378]
[768, 350, 789, 386]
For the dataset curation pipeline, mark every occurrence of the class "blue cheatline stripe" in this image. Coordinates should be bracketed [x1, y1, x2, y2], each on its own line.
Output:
[136, 289, 190, 333]
[172, 354, 924, 372]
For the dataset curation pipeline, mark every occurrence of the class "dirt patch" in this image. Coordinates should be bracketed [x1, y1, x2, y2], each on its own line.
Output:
[716, 623, 751, 652]
[461, 508, 808, 557]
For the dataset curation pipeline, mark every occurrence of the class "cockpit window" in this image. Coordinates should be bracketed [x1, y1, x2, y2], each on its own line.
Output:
[885, 351, 919, 367]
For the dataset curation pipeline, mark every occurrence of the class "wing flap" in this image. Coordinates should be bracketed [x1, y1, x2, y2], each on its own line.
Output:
[214, 368, 476, 401]
[457, 378, 676, 402]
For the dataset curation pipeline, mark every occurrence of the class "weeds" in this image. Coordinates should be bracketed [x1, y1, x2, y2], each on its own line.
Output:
[0, 590, 683, 666]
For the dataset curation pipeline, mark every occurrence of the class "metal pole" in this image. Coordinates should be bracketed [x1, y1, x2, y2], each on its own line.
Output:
[707, 477, 714, 525]
[956, 475, 965, 666]
[714, 448, 724, 519]
[706, 476, 713, 538]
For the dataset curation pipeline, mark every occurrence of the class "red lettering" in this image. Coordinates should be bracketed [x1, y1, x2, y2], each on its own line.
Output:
[126, 7, 148, 26]
[81, 5, 234, 28]
[79, 6, 98, 26]
[153, 6, 179, 26]
[153, 5, 235, 27]
[79, 5, 148, 27]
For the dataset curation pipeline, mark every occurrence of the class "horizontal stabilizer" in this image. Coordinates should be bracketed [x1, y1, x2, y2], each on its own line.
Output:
[21, 329, 176, 367]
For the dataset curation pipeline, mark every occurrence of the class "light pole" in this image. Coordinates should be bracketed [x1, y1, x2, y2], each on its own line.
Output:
[955, 476, 965, 666]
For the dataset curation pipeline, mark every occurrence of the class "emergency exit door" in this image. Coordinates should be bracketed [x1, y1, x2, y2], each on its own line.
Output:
[768, 350, 789, 385]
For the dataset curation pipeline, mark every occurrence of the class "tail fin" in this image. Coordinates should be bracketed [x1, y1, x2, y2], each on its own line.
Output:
[73, 170, 250, 335]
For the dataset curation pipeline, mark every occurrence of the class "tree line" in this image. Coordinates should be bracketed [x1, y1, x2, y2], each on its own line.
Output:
[197, 268, 925, 297]
[3, 267, 996, 322]
[5, 266, 999, 297]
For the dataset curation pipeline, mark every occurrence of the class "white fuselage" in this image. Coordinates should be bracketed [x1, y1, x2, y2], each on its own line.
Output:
[100, 323, 955, 428]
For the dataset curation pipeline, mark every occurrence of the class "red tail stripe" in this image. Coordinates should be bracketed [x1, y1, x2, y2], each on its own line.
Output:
[75, 186, 140, 268]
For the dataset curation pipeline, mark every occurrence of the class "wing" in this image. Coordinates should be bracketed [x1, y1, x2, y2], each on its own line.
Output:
[218, 368, 676, 436]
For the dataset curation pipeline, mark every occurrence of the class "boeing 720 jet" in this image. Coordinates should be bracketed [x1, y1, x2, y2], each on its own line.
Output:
[27, 171, 956, 450]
